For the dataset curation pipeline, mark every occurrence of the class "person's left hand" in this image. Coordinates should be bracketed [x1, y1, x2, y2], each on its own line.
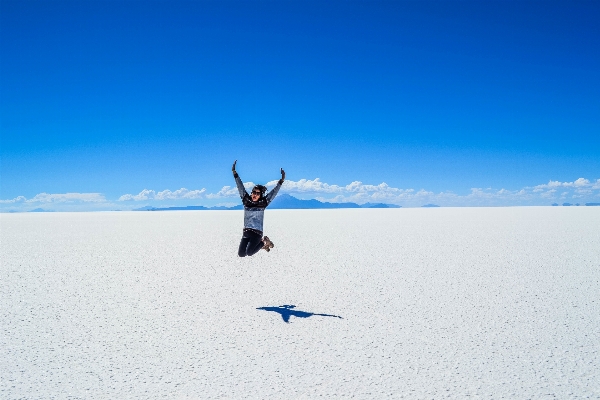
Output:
[280, 168, 286, 181]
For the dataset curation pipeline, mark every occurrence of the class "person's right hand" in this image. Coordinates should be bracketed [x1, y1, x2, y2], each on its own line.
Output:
[232, 160, 237, 172]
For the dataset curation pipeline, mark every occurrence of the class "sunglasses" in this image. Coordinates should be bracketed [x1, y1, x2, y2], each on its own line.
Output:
[251, 190, 262, 195]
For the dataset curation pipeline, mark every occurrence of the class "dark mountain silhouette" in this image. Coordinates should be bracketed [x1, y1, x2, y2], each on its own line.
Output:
[134, 205, 208, 211]
[269, 194, 400, 209]
[361, 202, 400, 208]
[134, 205, 157, 211]
[269, 194, 360, 209]
[134, 194, 401, 211]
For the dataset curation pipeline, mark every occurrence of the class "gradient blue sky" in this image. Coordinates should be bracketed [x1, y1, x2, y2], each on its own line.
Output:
[1, 0, 599, 210]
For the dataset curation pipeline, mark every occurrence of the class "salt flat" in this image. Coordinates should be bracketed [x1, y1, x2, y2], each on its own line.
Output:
[1, 208, 599, 399]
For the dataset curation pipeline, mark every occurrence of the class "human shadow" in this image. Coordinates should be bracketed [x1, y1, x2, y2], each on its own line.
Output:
[256, 304, 343, 323]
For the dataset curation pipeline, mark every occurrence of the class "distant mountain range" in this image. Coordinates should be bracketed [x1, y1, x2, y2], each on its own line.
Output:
[134, 194, 402, 211]
[133, 196, 600, 212]
[8, 198, 599, 213]
[553, 202, 600, 207]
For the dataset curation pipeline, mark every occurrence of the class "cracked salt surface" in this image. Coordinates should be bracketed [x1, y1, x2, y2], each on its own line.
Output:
[1, 208, 599, 398]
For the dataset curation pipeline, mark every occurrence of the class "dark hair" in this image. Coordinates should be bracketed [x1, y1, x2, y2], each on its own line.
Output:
[253, 185, 267, 196]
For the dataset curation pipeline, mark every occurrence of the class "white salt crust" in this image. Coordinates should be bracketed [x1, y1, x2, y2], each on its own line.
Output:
[1, 208, 599, 398]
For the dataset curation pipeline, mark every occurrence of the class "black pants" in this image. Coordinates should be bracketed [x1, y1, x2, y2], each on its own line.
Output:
[238, 230, 264, 257]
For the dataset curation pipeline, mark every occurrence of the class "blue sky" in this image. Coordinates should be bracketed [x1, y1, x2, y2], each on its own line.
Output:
[1, 0, 599, 211]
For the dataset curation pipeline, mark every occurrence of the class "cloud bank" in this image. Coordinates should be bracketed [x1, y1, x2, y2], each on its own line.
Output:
[0, 192, 106, 204]
[2, 178, 599, 212]
[98, 177, 600, 207]
[118, 188, 206, 201]
[0, 192, 111, 212]
[271, 178, 600, 207]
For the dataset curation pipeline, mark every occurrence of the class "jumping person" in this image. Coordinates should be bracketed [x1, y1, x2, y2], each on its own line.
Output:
[232, 160, 285, 257]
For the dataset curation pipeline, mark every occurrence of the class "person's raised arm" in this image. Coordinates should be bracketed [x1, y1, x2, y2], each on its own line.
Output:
[279, 168, 285, 185]
[232, 160, 247, 199]
[266, 168, 285, 203]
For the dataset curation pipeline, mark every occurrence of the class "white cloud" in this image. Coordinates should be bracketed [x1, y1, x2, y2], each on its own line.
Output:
[0, 192, 111, 212]
[534, 178, 596, 190]
[540, 189, 557, 199]
[206, 186, 237, 199]
[119, 189, 156, 201]
[13, 193, 107, 203]
[4, 177, 600, 212]
[573, 178, 590, 187]
[281, 177, 598, 206]
[264, 178, 420, 205]
[266, 178, 343, 193]
[119, 188, 206, 201]
[0, 196, 27, 204]
[266, 178, 415, 197]
[156, 188, 206, 200]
